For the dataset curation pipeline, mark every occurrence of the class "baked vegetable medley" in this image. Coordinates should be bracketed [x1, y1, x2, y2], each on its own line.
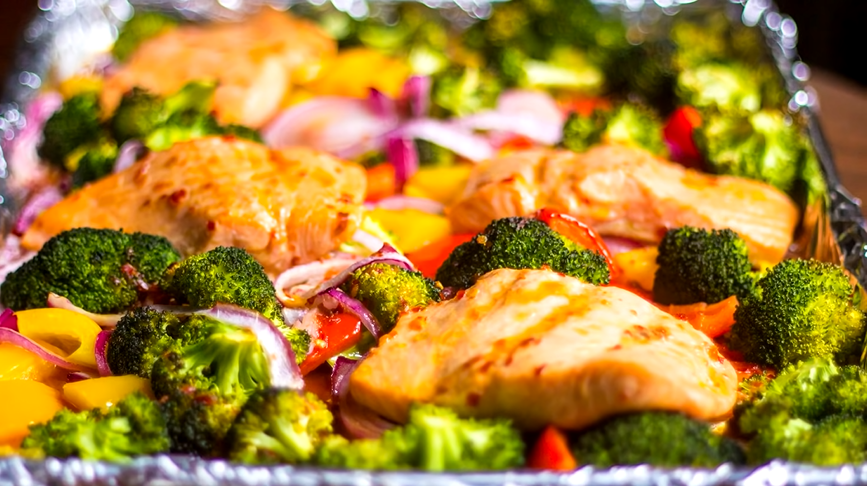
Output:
[0, 0, 861, 471]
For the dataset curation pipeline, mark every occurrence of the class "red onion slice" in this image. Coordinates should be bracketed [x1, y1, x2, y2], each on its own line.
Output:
[350, 230, 386, 255]
[197, 304, 303, 390]
[0, 328, 94, 372]
[601, 236, 647, 256]
[66, 371, 95, 383]
[370, 195, 444, 214]
[331, 356, 395, 439]
[0, 309, 17, 331]
[303, 244, 414, 299]
[95, 330, 113, 377]
[323, 288, 382, 339]
[263, 97, 398, 159]
[113, 139, 146, 173]
[497, 89, 566, 127]
[402, 75, 431, 118]
[367, 88, 398, 120]
[47, 293, 123, 328]
[397, 119, 494, 162]
[12, 186, 64, 236]
[274, 256, 362, 307]
[3, 93, 63, 190]
[455, 111, 563, 146]
[386, 135, 419, 186]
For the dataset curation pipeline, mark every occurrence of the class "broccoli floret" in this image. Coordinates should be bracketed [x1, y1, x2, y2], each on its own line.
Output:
[653, 226, 754, 305]
[150, 314, 272, 455]
[436, 217, 610, 290]
[694, 110, 804, 194]
[498, 46, 604, 93]
[0, 228, 181, 313]
[106, 308, 210, 378]
[315, 403, 524, 471]
[38, 92, 104, 168]
[110, 81, 215, 145]
[561, 103, 665, 156]
[570, 411, 745, 468]
[162, 247, 284, 328]
[737, 360, 867, 465]
[226, 389, 333, 465]
[112, 11, 179, 62]
[676, 61, 762, 114]
[21, 392, 169, 462]
[284, 327, 311, 366]
[341, 263, 440, 332]
[69, 137, 119, 188]
[728, 259, 866, 369]
[431, 66, 502, 118]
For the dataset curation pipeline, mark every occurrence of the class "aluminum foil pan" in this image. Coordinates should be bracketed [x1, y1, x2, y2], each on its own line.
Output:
[1, 0, 866, 484]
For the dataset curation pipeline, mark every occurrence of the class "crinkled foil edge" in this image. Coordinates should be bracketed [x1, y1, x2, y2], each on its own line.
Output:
[1, 0, 867, 484]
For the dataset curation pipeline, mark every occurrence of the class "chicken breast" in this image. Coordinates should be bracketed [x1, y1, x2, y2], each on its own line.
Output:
[448, 144, 799, 264]
[350, 268, 737, 430]
[21, 137, 366, 274]
[101, 10, 336, 128]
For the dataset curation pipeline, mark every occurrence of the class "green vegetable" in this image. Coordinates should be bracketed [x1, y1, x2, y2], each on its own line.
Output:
[694, 109, 804, 194]
[432, 66, 502, 118]
[728, 259, 866, 369]
[737, 359, 867, 465]
[561, 103, 666, 155]
[110, 81, 215, 145]
[653, 226, 754, 305]
[38, 92, 104, 168]
[69, 137, 119, 188]
[341, 263, 440, 332]
[315, 403, 524, 471]
[676, 61, 762, 114]
[570, 412, 744, 468]
[112, 11, 179, 62]
[226, 389, 333, 465]
[436, 217, 610, 290]
[21, 392, 169, 462]
[106, 308, 209, 378]
[0, 228, 181, 313]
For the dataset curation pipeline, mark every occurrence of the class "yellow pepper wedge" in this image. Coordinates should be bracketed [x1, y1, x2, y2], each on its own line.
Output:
[368, 208, 452, 254]
[15, 309, 102, 369]
[0, 380, 64, 448]
[308, 48, 410, 99]
[404, 165, 473, 206]
[614, 246, 659, 292]
[63, 375, 153, 413]
[0, 343, 66, 388]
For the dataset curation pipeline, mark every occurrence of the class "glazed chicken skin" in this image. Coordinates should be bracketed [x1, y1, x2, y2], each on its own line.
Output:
[350, 268, 738, 430]
[448, 144, 799, 264]
[21, 137, 366, 274]
[101, 10, 336, 128]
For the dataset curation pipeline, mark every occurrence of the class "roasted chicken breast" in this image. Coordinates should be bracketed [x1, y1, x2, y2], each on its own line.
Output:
[21, 137, 366, 274]
[350, 268, 738, 430]
[448, 144, 799, 264]
[101, 10, 336, 128]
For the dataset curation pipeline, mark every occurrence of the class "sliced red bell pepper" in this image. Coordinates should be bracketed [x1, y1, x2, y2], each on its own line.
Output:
[535, 208, 618, 280]
[365, 163, 397, 202]
[406, 233, 476, 279]
[299, 312, 362, 375]
[663, 106, 703, 168]
[527, 426, 578, 471]
[658, 295, 739, 339]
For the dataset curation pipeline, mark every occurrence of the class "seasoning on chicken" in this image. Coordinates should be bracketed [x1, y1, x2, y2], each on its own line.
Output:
[20, 137, 366, 274]
[447, 144, 799, 264]
[100, 10, 336, 129]
[349, 268, 738, 430]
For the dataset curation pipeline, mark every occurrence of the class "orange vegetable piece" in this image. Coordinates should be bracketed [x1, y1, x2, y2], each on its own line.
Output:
[658, 295, 739, 339]
[366, 164, 397, 202]
[406, 233, 476, 279]
[527, 426, 578, 471]
[0, 380, 64, 448]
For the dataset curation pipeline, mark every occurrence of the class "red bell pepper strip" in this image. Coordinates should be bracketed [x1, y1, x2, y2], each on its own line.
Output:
[658, 295, 739, 339]
[663, 106, 703, 168]
[406, 233, 476, 279]
[299, 312, 362, 375]
[527, 426, 578, 471]
[535, 208, 618, 280]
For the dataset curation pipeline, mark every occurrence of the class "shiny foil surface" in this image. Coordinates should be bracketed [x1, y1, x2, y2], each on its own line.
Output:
[1, 0, 866, 484]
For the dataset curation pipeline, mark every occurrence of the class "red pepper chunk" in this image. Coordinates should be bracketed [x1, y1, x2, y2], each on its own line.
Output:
[663, 106, 703, 168]
[535, 208, 618, 280]
[299, 312, 362, 375]
[406, 233, 476, 280]
[527, 426, 578, 471]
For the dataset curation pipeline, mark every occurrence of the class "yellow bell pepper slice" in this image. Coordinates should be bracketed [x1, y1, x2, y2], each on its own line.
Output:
[63, 375, 153, 413]
[15, 309, 102, 369]
[309, 48, 410, 99]
[368, 208, 452, 254]
[614, 246, 659, 292]
[404, 165, 473, 206]
[0, 343, 66, 388]
[0, 380, 64, 447]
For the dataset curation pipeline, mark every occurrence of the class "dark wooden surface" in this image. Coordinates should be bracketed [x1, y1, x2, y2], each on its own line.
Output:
[1, 2, 866, 211]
